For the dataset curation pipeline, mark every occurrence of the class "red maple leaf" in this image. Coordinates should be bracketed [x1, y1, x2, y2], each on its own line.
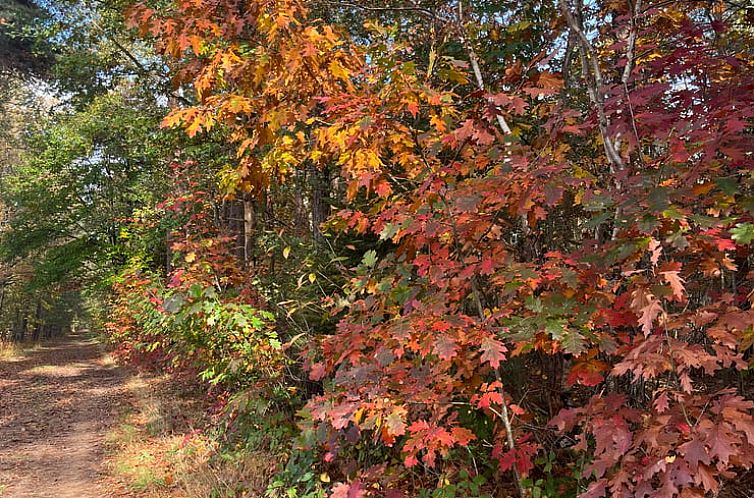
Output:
[480, 337, 507, 369]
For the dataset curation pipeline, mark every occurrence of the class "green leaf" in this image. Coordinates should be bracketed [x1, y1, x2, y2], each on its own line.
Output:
[584, 211, 612, 229]
[545, 319, 568, 340]
[524, 296, 543, 313]
[732, 223, 754, 245]
[561, 331, 586, 356]
[379, 223, 399, 241]
[362, 250, 377, 268]
[162, 294, 184, 314]
[715, 176, 739, 196]
[740, 197, 754, 213]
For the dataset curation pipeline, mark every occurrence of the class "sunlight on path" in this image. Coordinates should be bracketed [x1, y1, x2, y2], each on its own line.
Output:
[0, 335, 132, 498]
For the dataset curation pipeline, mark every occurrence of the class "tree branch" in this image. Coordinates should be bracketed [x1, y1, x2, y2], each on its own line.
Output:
[622, 0, 643, 155]
[456, 2, 512, 135]
[559, 0, 625, 173]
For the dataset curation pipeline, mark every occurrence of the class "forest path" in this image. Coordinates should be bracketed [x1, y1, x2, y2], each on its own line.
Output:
[0, 334, 132, 498]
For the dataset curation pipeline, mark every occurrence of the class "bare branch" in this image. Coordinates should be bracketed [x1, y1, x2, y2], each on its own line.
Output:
[622, 0, 643, 155]
[456, 1, 512, 135]
[622, 0, 643, 86]
[321, 1, 443, 20]
[559, 0, 624, 171]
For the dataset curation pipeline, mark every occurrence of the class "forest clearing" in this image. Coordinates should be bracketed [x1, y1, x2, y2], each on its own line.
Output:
[1, 1, 754, 497]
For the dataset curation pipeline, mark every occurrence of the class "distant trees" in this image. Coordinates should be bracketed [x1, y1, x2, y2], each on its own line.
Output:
[0, 0, 47, 73]
[0, 0, 171, 340]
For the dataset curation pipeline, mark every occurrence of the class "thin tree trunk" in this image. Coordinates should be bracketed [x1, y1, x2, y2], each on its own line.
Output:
[309, 164, 329, 247]
[13, 308, 20, 341]
[32, 299, 41, 341]
[0, 282, 6, 320]
[243, 193, 255, 266]
[294, 169, 308, 236]
[16, 309, 27, 342]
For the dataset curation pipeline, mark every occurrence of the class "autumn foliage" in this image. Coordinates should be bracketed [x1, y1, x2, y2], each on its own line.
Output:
[105, 0, 754, 496]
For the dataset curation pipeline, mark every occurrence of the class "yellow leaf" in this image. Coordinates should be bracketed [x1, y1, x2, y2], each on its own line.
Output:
[185, 252, 197, 263]
[283, 247, 291, 259]
[308, 273, 317, 283]
[328, 59, 350, 82]
[186, 117, 202, 138]
[636, 51, 663, 65]
[320, 473, 331, 483]
[353, 407, 364, 424]
[160, 109, 186, 129]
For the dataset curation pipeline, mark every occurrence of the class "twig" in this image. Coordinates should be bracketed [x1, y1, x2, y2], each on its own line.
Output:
[456, 2, 512, 135]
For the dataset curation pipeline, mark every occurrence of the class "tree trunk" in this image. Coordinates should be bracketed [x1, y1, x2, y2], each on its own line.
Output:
[294, 169, 308, 237]
[0, 282, 5, 320]
[31, 299, 42, 341]
[15, 308, 27, 342]
[308, 164, 329, 247]
[226, 198, 245, 262]
[243, 193, 255, 266]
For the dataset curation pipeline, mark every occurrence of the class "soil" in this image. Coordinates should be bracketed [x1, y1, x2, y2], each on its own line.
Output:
[0, 334, 133, 498]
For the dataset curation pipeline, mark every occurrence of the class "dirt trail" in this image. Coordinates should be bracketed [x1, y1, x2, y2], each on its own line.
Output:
[0, 334, 132, 498]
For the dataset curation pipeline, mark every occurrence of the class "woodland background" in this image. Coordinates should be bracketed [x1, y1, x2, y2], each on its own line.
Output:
[1, 1, 754, 497]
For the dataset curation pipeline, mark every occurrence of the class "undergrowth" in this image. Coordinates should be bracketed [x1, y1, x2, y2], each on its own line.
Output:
[105, 373, 284, 498]
[0, 340, 22, 360]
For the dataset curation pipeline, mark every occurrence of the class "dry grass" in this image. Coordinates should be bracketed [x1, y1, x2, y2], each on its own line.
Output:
[105, 375, 190, 496]
[170, 436, 275, 498]
[105, 373, 276, 498]
[0, 340, 22, 360]
[0, 339, 48, 362]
